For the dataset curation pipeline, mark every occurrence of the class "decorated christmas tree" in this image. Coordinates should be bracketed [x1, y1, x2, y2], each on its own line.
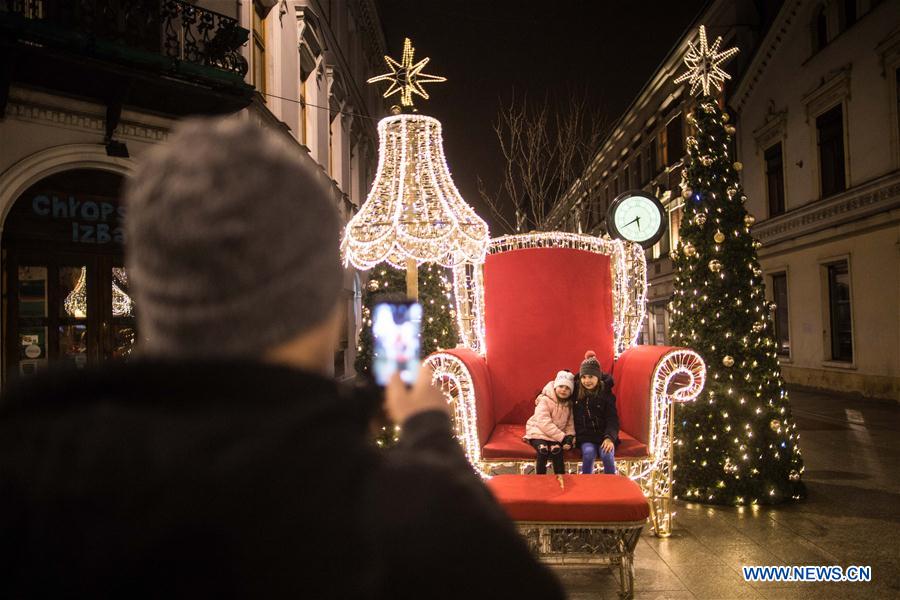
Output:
[668, 27, 804, 505]
[354, 262, 459, 380]
[356, 264, 459, 449]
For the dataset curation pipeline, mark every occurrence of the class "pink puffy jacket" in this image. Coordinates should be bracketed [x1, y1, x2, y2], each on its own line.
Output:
[523, 381, 575, 442]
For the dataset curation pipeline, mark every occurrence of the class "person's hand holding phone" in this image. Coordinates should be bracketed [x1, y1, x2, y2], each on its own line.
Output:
[385, 364, 448, 425]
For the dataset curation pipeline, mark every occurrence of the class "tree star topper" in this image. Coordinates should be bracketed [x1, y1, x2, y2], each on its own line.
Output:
[673, 25, 739, 97]
[367, 37, 446, 108]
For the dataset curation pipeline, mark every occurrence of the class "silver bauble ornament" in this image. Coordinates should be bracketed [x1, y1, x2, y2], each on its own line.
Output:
[708, 259, 723, 272]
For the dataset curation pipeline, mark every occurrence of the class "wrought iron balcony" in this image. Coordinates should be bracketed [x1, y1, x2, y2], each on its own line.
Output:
[1, 0, 253, 117]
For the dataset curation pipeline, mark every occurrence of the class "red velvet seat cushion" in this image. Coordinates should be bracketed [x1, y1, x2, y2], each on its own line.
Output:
[481, 423, 649, 460]
[487, 474, 650, 523]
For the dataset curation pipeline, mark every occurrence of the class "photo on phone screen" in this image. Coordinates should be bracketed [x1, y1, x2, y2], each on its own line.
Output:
[372, 301, 422, 386]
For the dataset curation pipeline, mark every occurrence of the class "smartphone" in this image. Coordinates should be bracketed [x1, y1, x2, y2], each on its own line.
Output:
[372, 300, 422, 386]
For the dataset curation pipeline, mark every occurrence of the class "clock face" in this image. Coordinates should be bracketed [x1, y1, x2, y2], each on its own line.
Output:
[607, 191, 667, 248]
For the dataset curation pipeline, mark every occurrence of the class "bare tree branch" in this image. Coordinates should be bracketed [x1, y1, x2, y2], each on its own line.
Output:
[478, 89, 606, 233]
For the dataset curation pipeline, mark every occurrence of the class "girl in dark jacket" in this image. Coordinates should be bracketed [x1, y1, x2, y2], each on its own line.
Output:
[573, 350, 619, 474]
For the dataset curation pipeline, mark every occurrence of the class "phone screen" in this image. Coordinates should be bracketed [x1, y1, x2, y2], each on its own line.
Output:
[372, 301, 422, 386]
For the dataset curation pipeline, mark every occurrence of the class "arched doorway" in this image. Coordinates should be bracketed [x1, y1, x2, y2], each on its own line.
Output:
[2, 168, 136, 379]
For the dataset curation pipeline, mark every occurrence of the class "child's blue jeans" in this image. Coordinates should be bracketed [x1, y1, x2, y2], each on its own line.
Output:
[580, 442, 616, 474]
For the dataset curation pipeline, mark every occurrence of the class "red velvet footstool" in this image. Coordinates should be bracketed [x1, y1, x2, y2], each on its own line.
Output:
[487, 474, 649, 599]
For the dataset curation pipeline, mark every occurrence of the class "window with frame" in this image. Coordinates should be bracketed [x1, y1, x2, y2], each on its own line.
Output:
[840, 0, 857, 30]
[826, 261, 852, 361]
[653, 308, 667, 345]
[771, 272, 790, 356]
[668, 202, 683, 253]
[647, 139, 658, 177]
[623, 164, 630, 190]
[634, 152, 643, 185]
[252, 6, 267, 96]
[816, 104, 846, 198]
[666, 114, 685, 165]
[764, 142, 786, 216]
[813, 4, 828, 52]
[658, 128, 668, 167]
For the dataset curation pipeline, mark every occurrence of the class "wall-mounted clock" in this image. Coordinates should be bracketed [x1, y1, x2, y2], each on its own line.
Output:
[607, 190, 668, 249]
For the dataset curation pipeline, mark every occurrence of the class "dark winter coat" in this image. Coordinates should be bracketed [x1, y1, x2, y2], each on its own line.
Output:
[573, 373, 620, 446]
[0, 360, 564, 599]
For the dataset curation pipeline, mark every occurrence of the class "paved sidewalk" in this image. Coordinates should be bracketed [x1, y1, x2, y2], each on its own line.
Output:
[554, 387, 900, 599]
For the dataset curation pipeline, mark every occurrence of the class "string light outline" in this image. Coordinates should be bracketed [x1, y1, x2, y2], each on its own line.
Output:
[367, 37, 447, 108]
[673, 25, 739, 96]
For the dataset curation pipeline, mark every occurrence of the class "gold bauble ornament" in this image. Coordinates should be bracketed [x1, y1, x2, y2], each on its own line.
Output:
[701, 156, 714, 167]
[708, 259, 723, 272]
[744, 214, 756, 226]
[770, 419, 781, 432]
[753, 240, 762, 249]
[789, 470, 801, 481]
[752, 321, 765, 332]
[367, 279, 380, 292]
[714, 230, 725, 243]
[722, 355, 734, 367]
[733, 161, 743, 171]
[694, 213, 707, 226]
[683, 242, 697, 257]
[725, 125, 736, 135]
[722, 112, 730, 122]
[682, 187, 693, 200]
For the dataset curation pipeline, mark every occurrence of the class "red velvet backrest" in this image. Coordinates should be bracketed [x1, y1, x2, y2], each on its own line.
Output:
[484, 247, 615, 425]
[611, 345, 657, 446]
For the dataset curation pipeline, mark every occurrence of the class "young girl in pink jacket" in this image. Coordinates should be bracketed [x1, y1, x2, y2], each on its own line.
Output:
[523, 370, 576, 475]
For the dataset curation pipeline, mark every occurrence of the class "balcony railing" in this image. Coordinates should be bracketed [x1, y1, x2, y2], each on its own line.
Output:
[2, 0, 248, 78]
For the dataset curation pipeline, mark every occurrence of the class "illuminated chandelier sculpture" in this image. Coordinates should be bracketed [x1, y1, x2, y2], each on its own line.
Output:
[341, 38, 489, 298]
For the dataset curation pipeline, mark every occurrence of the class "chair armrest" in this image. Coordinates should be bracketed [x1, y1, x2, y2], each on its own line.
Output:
[425, 348, 494, 464]
[613, 345, 706, 454]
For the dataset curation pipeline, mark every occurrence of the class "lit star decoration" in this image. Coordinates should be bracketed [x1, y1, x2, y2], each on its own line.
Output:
[673, 25, 739, 97]
[367, 37, 447, 108]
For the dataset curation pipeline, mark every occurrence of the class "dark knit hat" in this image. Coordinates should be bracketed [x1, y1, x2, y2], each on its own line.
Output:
[579, 350, 603, 378]
[124, 117, 342, 358]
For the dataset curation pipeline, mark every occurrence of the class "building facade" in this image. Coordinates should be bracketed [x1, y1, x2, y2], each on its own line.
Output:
[547, 0, 899, 400]
[0, 0, 387, 385]
[731, 0, 899, 400]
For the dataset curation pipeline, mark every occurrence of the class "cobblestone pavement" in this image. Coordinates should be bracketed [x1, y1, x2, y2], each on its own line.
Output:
[553, 387, 900, 599]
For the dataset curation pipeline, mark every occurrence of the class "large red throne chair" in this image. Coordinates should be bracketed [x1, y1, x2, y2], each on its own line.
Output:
[426, 233, 706, 536]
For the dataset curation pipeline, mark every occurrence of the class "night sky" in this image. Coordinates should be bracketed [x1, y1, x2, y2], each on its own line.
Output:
[375, 0, 708, 232]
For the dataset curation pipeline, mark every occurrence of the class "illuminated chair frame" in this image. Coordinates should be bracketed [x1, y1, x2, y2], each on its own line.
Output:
[426, 233, 706, 536]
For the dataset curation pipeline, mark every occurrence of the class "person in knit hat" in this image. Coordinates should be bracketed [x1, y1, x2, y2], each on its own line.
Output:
[523, 370, 576, 474]
[0, 117, 565, 599]
[573, 350, 619, 474]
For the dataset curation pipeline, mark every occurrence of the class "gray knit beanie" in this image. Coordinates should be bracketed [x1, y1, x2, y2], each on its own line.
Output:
[124, 116, 342, 358]
[579, 350, 603, 378]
